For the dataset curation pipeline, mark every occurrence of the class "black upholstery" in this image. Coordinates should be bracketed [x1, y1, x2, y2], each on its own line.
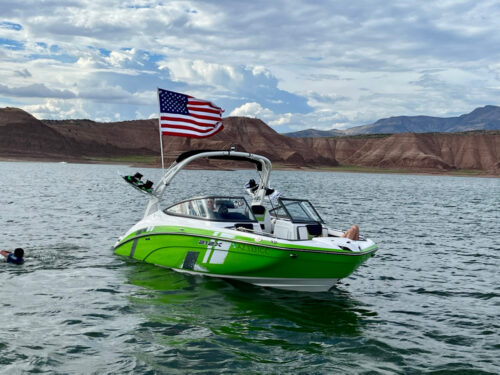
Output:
[306, 223, 323, 236]
[251, 205, 266, 215]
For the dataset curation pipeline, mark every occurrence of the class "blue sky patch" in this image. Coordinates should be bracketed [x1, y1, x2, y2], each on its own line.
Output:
[50, 45, 61, 53]
[0, 22, 22, 31]
[28, 53, 78, 64]
[0, 38, 24, 50]
[98, 48, 111, 57]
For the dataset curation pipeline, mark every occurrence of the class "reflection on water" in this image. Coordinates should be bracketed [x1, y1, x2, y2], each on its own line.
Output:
[124, 263, 374, 372]
[128, 263, 369, 333]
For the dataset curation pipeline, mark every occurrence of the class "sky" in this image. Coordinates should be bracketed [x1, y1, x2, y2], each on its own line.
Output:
[0, 0, 499, 133]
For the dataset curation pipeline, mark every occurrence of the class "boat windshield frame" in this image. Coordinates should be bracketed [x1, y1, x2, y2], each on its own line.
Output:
[269, 198, 325, 224]
[164, 196, 258, 223]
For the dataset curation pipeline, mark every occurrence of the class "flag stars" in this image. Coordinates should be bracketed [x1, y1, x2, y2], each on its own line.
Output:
[159, 89, 189, 115]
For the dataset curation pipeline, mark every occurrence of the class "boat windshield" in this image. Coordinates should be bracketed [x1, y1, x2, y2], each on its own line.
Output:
[165, 197, 257, 222]
[269, 198, 324, 223]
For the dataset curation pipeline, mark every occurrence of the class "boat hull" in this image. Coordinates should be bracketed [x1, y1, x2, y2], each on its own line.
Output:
[114, 226, 377, 292]
[174, 269, 340, 292]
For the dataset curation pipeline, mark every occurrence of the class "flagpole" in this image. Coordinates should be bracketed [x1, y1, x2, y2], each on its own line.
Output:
[156, 87, 165, 172]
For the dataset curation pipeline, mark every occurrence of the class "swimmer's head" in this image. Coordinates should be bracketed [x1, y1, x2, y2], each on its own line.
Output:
[14, 248, 24, 258]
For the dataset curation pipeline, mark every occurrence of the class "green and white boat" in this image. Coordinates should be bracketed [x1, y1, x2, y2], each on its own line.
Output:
[114, 150, 378, 292]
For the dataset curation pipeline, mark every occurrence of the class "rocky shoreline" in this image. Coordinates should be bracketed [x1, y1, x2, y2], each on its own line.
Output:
[1, 155, 496, 178]
[1, 107, 499, 176]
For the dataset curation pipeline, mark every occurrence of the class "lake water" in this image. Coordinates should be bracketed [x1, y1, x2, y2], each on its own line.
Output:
[1, 161, 498, 374]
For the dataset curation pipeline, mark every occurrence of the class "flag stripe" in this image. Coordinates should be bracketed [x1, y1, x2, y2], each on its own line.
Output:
[160, 111, 222, 121]
[161, 115, 219, 127]
[161, 124, 223, 138]
[161, 119, 216, 129]
[158, 88, 224, 139]
[186, 111, 222, 120]
[161, 122, 221, 132]
[160, 113, 219, 123]
[188, 99, 221, 108]
[187, 106, 222, 115]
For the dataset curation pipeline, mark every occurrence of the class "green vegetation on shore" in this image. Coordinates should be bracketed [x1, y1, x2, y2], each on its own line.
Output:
[84, 155, 157, 163]
[324, 165, 488, 176]
[272, 163, 490, 176]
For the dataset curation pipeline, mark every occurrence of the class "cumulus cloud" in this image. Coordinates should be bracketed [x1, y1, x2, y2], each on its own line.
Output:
[230, 102, 273, 119]
[230, 102, 292, 127]
[269, 113, 292, 126]
[22, 98, 88, 120]
[162, 59, 244, 89]
[160, 59, 310, 115]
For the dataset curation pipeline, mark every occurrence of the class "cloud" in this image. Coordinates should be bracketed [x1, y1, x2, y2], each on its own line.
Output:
[308, 92, 348, 106]
[229, 102, 291, 127]
[0, 83, 75, 98]
[163, 59, 244, 89]
[161, 59, 311, 115]
[269, 114, 292, 126]
[14, 68, 31, 78]
[22, 98, 88, 120]
[230, 102, 273, 119]
[0, 0, 499, 131]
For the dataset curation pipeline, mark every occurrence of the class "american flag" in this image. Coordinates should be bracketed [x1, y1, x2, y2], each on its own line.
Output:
[158, 88, 224, 138]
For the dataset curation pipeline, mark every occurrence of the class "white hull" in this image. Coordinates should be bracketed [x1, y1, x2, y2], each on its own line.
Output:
[172, 267, 340, 292]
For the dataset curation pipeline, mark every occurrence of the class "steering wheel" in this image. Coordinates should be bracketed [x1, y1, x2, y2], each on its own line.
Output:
[218, 205, 228, 217]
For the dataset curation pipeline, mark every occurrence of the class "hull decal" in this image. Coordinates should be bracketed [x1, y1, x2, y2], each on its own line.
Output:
[202, 248, 212, 263]
[202, 239, 231, 265]
[182, 251, 199, 270]
[209, 249, 229, 264]
[129, 229, 145, 258]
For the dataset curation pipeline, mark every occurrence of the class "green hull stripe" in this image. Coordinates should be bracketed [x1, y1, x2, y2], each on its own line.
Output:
[116, 231, 378, 256]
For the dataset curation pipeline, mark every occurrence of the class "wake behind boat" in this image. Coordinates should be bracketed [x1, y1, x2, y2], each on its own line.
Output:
[114, 149, 378, 292]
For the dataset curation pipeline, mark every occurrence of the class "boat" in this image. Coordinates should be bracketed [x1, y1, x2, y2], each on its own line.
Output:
[114, 149, 378, 292]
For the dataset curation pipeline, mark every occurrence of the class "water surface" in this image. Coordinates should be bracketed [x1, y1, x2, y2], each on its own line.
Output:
[1, 162, 498, 374]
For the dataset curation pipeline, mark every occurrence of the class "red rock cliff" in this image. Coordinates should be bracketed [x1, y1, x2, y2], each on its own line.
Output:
[1, 108, 498, 174]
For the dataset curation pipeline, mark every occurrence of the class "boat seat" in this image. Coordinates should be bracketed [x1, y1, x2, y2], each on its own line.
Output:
[251, 205, 272, 233]
[276, 221, 324, 240]
[274, 219, 306, 240]
[296, 223, 324, 240]
[306, 223, 323, 237]
[221, 212, 250, 221]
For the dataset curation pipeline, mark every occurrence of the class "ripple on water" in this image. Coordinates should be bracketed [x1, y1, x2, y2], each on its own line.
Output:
[1, 164, 499, 374]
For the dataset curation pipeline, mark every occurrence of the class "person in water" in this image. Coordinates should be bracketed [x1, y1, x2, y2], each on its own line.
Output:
[342, 225, 360, 241]
[0, 248, 24, 265]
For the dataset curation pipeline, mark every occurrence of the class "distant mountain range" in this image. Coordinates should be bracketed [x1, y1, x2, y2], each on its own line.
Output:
[283, 128, 345, 138]
[0, 107, 499, 174]
[284, 105, 500, 137]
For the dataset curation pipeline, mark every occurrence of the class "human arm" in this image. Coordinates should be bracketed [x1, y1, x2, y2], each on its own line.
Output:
[342, 225, 360, 240]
